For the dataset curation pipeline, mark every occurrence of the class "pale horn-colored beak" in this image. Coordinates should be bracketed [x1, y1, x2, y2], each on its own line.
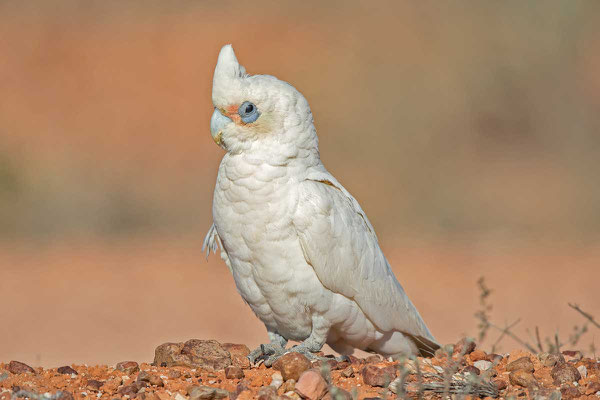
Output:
[210, 108, 232, 148]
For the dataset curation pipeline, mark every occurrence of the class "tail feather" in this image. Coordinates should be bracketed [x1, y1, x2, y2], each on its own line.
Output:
[406, 333, 440, 357]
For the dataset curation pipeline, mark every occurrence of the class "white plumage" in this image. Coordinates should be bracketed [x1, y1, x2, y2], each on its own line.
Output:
[203, 45, 439, 364]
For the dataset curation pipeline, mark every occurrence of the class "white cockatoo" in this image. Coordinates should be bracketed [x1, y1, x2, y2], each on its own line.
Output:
[203, 45, 439, 365]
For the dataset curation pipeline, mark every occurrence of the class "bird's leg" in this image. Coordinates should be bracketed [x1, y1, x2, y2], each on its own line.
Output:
[278, 316, 330, 364]
[248, 331, 288, 366]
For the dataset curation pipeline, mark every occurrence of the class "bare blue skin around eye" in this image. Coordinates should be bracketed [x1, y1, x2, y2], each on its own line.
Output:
[239, 101, 260, 123]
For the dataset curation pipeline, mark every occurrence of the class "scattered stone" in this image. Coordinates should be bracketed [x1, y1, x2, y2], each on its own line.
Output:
[137, 371, 165, 387]
[506, 356, 535, 373]
[188, 385, 229, 399]
[272, 352, 312, 382]
[257, 386, 278, 400]
[493, 378, 508, 391]
[142, 393, 161, 400]
[174, 393, 188, 400]
[577, 365, 587, 379]
[115, 361, 140, 375]
[86, 379, 103, 391]
[360, 365, 396, 387]
[0, 372, 8, 382]
[470, 349, 487, 362]
[168, 370, 182, 379]
[225, 366, 244, 379]
[222, 343, 251, 369]
[270, 372, 283, 389]
[538, 352, 565, 368]
[509, 370, 538, 388]
[364, 355, 381, 363]
[281, 379, 296, 393]
[562, 350, 583, 362]
[486, 353, 503, 363]
[154, 339, 232, 371]
[454, 337, 476, 355]
[118, 382, 144, 396]
[463, 365, 480, 375]
[551, 363, 582, 385]
[8, 361, 35, 374]
[473, 360, 493, 371]
[57, 366, 78, 375]
[295, 370, 328, 400]
[340, 365, 354, 378]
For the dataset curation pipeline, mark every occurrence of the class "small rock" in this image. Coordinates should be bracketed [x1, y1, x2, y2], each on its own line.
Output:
[361, 365, 396, 387]
[486, 353, 503, 363]
[57, 366, 78, 375]
[538, 352, 565, 368]
[473, 360, 493, 371]
[340, 365, 354, 378]
[222, 343, 251, 369]
[560, 386, 581, 399]
[463, 365, 480, 375]
[174, 394, 188, 400]
[577, 365, 587, 379]
[506, 356, 534, 373]
[154, 339, 232, 371]
[272, 352, 312, 382]
[295, 370, 328, 400]
[118, 383, 144, 396]
[509, 370, 538, 388]
[225, 366, 244, 379]
[562, 350, 583, 362]
[551, 363, 581, 385]
[470, 349, 487, 362]
[168, 370, 182, 379]
[86, 380, 103, 391]
[0, 372, 8, 382]
[8, 361, 35, 374]
[325, 386, 352, 400]
[270, 372, 283, 389]
[187, 385, 229, 399]
[257, 386, 278, 400]
[137, 371, 165, 387]
[454, 337, 476, 355]
[281, 379, 296, 393]
[364, 355, 381, 363]
[492, 378, 508, 391]
[115, 361, 140, 375]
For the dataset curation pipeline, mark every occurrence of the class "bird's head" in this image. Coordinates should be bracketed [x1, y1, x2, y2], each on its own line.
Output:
[210, 45, 318, 159]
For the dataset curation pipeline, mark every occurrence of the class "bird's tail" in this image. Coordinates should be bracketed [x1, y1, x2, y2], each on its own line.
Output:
[406, 333, 440, 357]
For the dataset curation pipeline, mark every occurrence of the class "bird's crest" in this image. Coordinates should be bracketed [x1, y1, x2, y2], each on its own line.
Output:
[212, 45, 247, 107]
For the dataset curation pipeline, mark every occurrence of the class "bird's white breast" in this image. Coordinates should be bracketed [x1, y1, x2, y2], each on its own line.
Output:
[212, 153, 329, 340]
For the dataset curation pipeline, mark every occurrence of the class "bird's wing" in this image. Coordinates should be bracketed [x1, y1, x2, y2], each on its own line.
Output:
[202, 223, 233, 273]
[292, 171, 438, 354]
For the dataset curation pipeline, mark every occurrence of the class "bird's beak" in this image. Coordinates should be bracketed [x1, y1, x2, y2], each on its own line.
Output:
[210, 108, 232, 148]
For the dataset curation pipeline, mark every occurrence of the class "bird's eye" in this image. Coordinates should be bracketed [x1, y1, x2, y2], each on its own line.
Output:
[238, 101, 260, 124]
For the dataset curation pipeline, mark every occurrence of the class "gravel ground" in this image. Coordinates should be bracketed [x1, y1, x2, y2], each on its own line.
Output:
[1, 338, 599, 400]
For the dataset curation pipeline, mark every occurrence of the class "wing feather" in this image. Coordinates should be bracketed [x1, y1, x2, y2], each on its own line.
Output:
[293, 171, 437, 344]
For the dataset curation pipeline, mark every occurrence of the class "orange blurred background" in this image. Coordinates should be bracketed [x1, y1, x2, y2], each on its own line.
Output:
[1, 1, 599, 367]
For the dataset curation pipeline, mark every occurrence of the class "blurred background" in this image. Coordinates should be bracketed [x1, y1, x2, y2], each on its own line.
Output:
[1, 0, 599, 366]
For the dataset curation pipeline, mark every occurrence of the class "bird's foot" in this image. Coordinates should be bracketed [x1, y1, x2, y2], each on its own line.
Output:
[247, 343, 286, 367]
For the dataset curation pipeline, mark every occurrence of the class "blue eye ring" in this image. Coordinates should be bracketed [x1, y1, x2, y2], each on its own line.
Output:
[238, 101, 260, 124]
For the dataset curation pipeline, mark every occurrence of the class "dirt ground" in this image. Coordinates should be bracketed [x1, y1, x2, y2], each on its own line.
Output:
[0, 236, 598, 368]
